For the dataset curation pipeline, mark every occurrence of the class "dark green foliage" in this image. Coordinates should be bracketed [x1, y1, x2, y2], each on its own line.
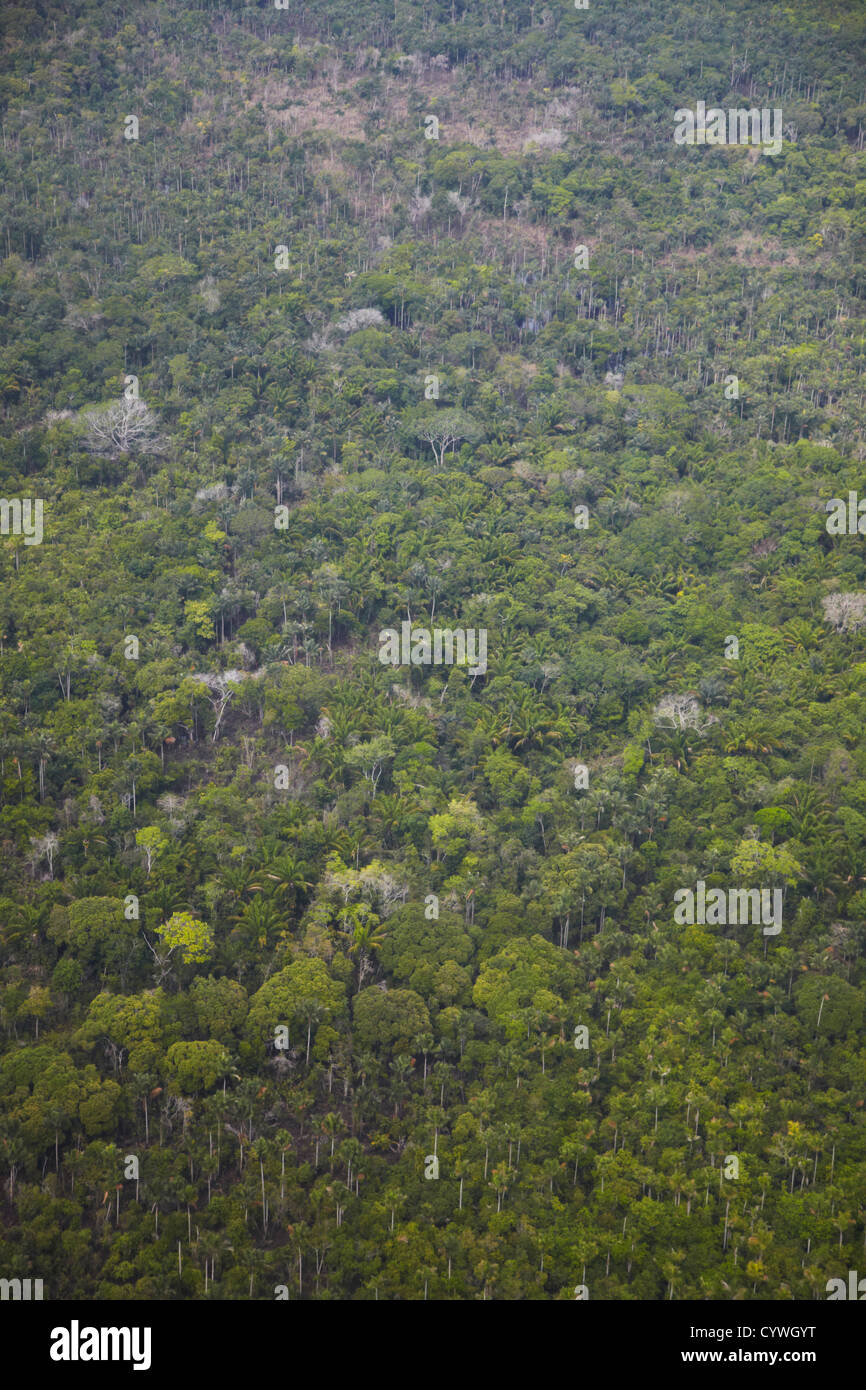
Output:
[0, 0, 864, 1302]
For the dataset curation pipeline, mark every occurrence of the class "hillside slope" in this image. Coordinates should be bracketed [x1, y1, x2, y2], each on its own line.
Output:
[0, 0, 864, 1301]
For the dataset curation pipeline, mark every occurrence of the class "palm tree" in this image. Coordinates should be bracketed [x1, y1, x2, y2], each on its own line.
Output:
[490, 1161, 511, 1213]
[253, 853, 313, 912]
[319, 1113, 341, 1166]
[311, 824, 353, 861]
[303, 736, 346, 781]
[215, 862, 255, 914]
[231, 896, 282, 950]
[782, 618, 823, 654]
[348, 919, 387, 991]
[804, 843, 843, 899]
[476, 441, 515, 467]
[723, 718, 784, 755]
[371, 793, 414, 847]
[388, 1056, 413, 1118]
[503, 695, 567, 751]
[143, 882, 190, 927]
[662, 729, 694, 772]
[786, 787, 834, 843]
[298, 1000, 324, 1066]
[343, 826, 373, 870]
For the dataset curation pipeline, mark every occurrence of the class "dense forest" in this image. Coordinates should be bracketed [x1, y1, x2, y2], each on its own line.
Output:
[0, 0, 865, 1301]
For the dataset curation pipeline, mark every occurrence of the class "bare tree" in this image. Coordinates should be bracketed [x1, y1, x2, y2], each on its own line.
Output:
[192, 672, 241, 743]
[192, 670, 262, 742]
[28, 831, 59, 879]
[141, 931, 176, 986]
[336, 308, 385, 332]
[84, 397, 166, 459]
[653, 694, 717, 736]
[822, 592, 866, 634]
